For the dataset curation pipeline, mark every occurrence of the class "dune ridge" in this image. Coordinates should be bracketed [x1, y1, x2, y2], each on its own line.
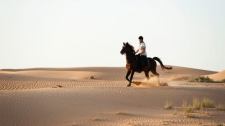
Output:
[205, 70, 225, 81]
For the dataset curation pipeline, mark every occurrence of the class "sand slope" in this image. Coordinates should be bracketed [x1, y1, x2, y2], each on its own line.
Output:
[205, 70, 225, 81]
[0, 66, 225, 126]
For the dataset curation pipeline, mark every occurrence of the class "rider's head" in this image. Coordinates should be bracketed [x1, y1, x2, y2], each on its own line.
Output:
[138, 36, 143, 43]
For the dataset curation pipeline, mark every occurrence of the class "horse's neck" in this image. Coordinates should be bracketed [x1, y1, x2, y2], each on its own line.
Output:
[126, 52, 135, 61]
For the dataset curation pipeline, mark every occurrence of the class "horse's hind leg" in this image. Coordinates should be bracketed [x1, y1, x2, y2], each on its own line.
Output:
[151, 69, 160, 85]
[144, 70, 150, 80]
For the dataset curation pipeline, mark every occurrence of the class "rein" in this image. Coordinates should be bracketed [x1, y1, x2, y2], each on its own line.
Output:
[126, 55, 136, 63]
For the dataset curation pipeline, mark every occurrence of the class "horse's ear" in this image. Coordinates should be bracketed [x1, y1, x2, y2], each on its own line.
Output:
[126, 42, 128, 45]
[123, 42, 125, 46]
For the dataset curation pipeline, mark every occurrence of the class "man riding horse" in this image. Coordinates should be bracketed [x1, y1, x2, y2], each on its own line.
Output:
[135, 36, 148, 73]
[120, 37, 172, 87]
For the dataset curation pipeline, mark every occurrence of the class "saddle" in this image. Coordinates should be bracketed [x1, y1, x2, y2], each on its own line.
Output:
[136, 54, 149, 67]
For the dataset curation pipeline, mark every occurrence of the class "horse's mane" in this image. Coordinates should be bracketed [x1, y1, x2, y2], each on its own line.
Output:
[126, 42, 135, 53]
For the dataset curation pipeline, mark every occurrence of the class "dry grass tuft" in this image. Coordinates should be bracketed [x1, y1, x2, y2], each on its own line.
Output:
[89, 76, 95, 79]
[184, 105, 194, 113]
[216, 104, 225, 111]
[216, 123, 223, 126]
[56, 85, 62, 88]
[182, 101, 195, 117]
[172, 108, 177, 115]
[201, 98, 215, 108]
[71, 123, 79, 126]
[188, 76, 221, 83]
[91, 116, 102, 121]
[164, 101, 173, 109]
[193, 98, 202, 109]
[116, 110, 129, 115]
[164, 98, 219, 118]
[185, 113, 197, 118]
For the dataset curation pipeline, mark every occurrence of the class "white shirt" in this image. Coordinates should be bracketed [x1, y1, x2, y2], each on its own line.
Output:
[139, 42, 147, 56]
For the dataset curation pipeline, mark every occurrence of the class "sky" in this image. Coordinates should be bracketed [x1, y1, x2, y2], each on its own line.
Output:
[0, 0, 225, 71]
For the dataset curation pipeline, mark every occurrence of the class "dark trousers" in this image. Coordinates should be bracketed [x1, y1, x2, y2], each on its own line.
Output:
[137, 54, 147, 71]
[140, 55, 147, 67]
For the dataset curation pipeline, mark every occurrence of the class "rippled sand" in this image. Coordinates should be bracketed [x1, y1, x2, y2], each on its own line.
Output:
[0, 66, 225, 126]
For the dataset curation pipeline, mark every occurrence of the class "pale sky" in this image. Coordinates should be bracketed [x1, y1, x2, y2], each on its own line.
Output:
[0, 0, 225, 71]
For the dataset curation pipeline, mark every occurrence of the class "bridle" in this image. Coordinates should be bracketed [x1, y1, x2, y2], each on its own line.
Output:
[121, 44, 136, 63]
[126, 53, 136, 63]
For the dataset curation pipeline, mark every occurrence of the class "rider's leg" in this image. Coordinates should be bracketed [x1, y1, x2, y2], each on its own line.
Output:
[136, 55, 141, 73]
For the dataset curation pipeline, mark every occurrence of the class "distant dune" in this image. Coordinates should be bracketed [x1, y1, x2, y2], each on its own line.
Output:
[205, 70, 225, 81]
[0, 66, 225, 126]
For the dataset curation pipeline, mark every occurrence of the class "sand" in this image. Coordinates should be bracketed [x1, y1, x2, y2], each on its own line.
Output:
[205, 70, 225, 81]
[0, 66, 225, 126]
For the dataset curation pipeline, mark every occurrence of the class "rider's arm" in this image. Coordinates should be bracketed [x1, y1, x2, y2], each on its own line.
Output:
[135, 49, 139, 54]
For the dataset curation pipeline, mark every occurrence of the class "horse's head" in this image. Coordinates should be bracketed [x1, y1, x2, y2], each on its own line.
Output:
[120, 42, 135, 55]
[120, 42, 128, 55]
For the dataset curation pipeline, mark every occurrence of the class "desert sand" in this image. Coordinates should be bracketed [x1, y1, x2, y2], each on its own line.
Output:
[205, 70, 225, 81]
[0, 66, 225, 126]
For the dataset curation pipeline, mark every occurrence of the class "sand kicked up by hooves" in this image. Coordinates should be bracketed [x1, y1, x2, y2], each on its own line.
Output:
[133, 76, 168, 87]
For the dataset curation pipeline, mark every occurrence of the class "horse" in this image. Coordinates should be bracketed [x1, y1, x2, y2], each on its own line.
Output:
[120, 42, 172, 87]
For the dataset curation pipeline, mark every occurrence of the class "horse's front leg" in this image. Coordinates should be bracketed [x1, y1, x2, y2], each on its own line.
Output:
[127, 71, 134, 87]
[125, 70, 131, 82]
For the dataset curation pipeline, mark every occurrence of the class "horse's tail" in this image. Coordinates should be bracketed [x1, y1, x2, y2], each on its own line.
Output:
[153, 57, 172, 70]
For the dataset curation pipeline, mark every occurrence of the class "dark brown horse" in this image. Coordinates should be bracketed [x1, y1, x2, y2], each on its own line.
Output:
[120, 42, 172, 87]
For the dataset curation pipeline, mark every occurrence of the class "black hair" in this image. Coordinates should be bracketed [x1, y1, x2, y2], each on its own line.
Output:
[138, 36, 143, 40]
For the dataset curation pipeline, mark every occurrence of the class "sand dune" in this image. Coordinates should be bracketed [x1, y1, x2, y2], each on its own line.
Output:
[205, 70, 225, 81]
[0, 66, 225, 126]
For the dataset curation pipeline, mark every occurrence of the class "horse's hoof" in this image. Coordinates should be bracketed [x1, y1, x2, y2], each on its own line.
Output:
[127, 84, 131, 87]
